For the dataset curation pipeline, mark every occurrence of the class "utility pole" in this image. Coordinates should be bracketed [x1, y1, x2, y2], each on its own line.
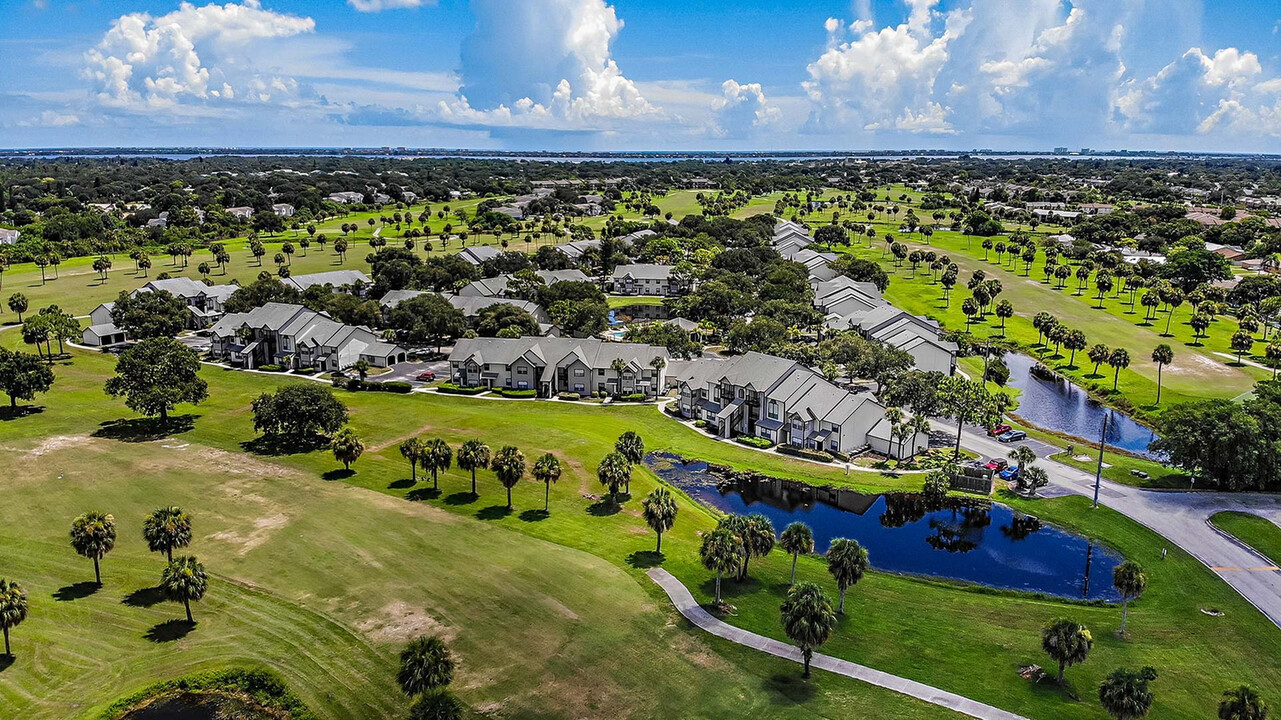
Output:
[1093, 413, 1109, 508]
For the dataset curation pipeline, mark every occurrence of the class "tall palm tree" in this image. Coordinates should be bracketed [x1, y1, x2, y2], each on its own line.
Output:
[1041, 618, 1093, 684]
[142, 506, 192, 562]
[532, 452, 562, 513]
[0, 578, 28, 657]
[739, 514, 776, 581]
[399, 438, 424, 483]
[649, 356, 666, 397]
[422, 438, 453, 490]
[825, 537, 869, 614]
[614, 431, 644, 494]
[1219, 685, 1269, 720]
[70, 511, 116, 585]
[699, 528, 742, 604]
[492, 446, 525, 510]
[596, 451, 632, 503]
[456, 439, 491, 497]
[779, 581, 837, 678]
[1151, 345, 1174, 405]
[1098, 666, 1158, 720]
[1113, 562, 1148, 636]
[1108, 348, 1131, 391]
[609, 357, 628, 397]
[160, 556, 207, 624]
[397, 635, 454, 697]
[1010, 445, 1037, 474]
[641, 487, 678, 553]
[779, 522, 815, 585]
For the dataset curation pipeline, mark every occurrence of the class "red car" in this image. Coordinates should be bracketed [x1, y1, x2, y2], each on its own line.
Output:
[415, 370, 436, 381]
[988, 423, 1012, 437]
[985, 458, 1009, 471]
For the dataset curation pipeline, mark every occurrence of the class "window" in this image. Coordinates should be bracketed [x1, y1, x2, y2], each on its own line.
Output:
[768, 400, 778, 419]
[574, 368, 585, 377]
[517, 365, 528, 375]
[598, 368, 606, 376]
[737, 387, 744, 399]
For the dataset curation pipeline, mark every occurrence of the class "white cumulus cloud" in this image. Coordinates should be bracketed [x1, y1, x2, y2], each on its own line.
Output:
[709, 79, 781, 137]
[83, 0, 316, 109]
[1114, 47, 1281, 137]
[347, 0, 433, 12]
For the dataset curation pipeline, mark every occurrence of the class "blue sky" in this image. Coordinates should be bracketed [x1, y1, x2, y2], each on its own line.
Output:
[2, 0, 1280, 151]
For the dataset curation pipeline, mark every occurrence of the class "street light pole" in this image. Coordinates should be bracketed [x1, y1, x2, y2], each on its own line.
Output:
[1093, 413, 1109, 508]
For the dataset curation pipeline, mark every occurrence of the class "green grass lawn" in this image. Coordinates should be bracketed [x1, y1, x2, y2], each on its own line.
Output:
[1210, 512, 1281, 567]
[607, 295, 666, 308]
[2, 333, 1279, 719]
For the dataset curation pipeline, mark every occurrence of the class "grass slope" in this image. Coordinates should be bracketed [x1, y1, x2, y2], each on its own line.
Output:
[1210, 512, 1281, 567]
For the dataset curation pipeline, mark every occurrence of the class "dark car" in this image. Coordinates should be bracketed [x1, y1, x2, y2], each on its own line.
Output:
[998, 430, 1028, 443]
[415, 370, 436, 381]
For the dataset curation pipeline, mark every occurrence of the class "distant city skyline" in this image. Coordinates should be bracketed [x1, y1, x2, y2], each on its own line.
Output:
[2, 0, 1280, 152]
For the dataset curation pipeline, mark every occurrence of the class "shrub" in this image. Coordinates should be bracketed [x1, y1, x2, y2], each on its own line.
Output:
[351, 380, 413, 394]
[618, 393, 647, 402]
[437, 382, 487, 395]
[257, 364, 284, 372]
[776, 445, 833, 463]
[694, 419, 709, 429]
[252, 384, 348, 439]
[557, 392, 581, 401]
[292, 367, 316, 375]
[102, 668, 317, 720]
[736, 436, 773, 449]
[498, 388, 536, 398]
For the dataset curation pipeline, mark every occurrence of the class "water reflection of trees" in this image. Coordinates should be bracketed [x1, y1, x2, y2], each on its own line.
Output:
[923, 499, 993, 554]
[1000, 514, 1043, 541]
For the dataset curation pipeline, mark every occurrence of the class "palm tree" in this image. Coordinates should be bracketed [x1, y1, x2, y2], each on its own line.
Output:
[1064, 329, 1087, 368]
[825, 538, 869, 614]
[609, 357, 628, 397]
[397, 635, 455, 697]
[456, 439, 491, 497]
[160, 555, 207, 623]
[1219, 685, 1269, 720]
[422, 438, 453, 490]
[779, 581, 837, 678]
[400, 438, 424, 483]
[649, 356, 666, 397]
[779, 522, 815, 585]
[740, 514, 776, 581]
[1010, 445, 1037, 474]
[596, 451, 632, 503]
[1088, 344, 1111, 376]
[492, 445, 525, 510]
[0, 578, 28, 657]
[614, 431, 644, 493]
[699, 528, 742, 604]
[1267, 342, 1281, 380]
[532, 452, 562, 513]
[641, 487, 678, 553]
[142, 506, 192, 562]
[1041, 618, 1093, 683]
[1108, 348, 1131, 391]
[70, 511, 116, 585]
[1099, 666, 1158, 720]
[331, 428, 364, 471]
[1232, 330, 1255, 366]
[1113, 562, 1148, 636]
[995, 300, 1014, 335]
[1151, 345, 1174, 405]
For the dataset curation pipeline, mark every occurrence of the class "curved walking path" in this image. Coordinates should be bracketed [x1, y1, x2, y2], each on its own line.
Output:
[957, 428, 1281, 628]
[647, 568, 1028, 720]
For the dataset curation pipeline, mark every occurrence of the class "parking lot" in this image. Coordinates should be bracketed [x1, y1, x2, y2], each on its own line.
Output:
[367, 356, 449, 386]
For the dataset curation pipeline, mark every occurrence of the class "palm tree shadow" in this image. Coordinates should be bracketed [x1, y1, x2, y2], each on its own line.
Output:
[475, 505, 512, 520]
[145, 619, 195, 643]
[763, 673, 818, 703]
[0, 655, 13, 673]
[406, 488, 442, 502]
[122, 586, 167, 608]
[443, 492, 477, 506]
[53, 581, 100, 602]
[518, 509, 549, 522]
[626, 550, 664, 568]
[322, 468, 356, 481]
[587, 499, 621, 516]
[94, 414, 198, 442]
[387, 478, 415, 489]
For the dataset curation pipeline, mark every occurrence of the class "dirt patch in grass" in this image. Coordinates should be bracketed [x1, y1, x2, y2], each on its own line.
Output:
[357, 600, 454, 644]
[208, 512, 290, 556]
[1164, 352, 1236, 378]
[22, 434, 94, 457]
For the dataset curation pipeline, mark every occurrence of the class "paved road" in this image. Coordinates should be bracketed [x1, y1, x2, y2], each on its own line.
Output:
[647, 568, 1028, 720]
[958, 428, 1281, 628]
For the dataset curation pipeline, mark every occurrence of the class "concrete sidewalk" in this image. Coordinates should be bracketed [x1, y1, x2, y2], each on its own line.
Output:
[648, 568, 1029, 720]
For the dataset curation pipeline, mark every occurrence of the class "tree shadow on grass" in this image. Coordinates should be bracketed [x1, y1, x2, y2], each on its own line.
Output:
[145, 619, 195, 643]
[122, 586, 166, 608]
[475, 505, 512, 521]
[762, 673, 817, 704]
[240, 433, 328, 457]
[587, 499, 621, 517]
[0, 655, 13, 673]
[94, 414, 198, 443]
[443, 492, 478, 506]
[406, 488, 441, 502]
[0, 405, 44, 422]
[626, 550, 664, 568]
[518, 509, 549, 522]
[52, 581, 100, 602]
[321, 468, 356, 482]
[387, 478, 415, 489]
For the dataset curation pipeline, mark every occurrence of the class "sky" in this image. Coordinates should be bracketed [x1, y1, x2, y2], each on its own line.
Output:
[1, 0, 1280, 152]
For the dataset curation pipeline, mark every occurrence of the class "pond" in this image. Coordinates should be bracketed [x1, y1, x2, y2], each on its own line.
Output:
[648, 453, 1123, 601]
[1001, 352, 1162, 459]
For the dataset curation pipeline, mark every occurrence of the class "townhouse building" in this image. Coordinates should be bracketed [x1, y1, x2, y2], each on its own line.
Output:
[448, 337, 668, 397]
[209, 302, 405, 371]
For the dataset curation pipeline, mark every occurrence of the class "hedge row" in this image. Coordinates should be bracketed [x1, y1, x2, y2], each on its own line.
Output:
[775, 444, 833, 463]
[437, 382, 487, 395]
[346, 379, 413, 394]
[735, 436, 774, 449]
[497, 388, 537, 398]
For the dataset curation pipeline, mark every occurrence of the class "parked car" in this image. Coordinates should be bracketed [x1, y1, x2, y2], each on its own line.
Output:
[998, 466, 1021, 481]
[415, 370, 436, 381]
[998, 430, 1027, 443]
[988, 423, 1012, 437]
[985, 458, 1008, 470]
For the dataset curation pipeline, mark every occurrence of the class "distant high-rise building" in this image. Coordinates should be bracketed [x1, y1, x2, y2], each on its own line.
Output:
[1081, 147, 1092, 154]
[1054, 146, 1069, 154]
